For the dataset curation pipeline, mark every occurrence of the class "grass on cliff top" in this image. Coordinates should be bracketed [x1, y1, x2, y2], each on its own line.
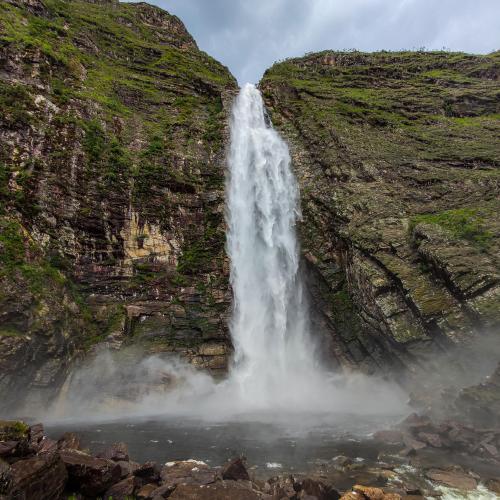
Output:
[0, 0, 235, 118]
[262, 50, 499, 170]
[410, 206, 495, 250]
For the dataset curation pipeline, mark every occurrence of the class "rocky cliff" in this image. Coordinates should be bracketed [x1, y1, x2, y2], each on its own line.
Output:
[1, 0, 499, 411]
[261, 51, 500, 385]
[0, 0, 237, 409]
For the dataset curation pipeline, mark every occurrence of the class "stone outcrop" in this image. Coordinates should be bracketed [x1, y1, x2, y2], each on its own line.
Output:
[0, 0, 237, 410]
[261, 50, 500, 384]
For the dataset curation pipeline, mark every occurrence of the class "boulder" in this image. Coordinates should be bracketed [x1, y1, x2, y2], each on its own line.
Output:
[299, 478, 340, 499]
[168, 480, 263, 499]
[400, 435, 426, 456]
[486, 478, 500, 494]
[149, 483, 176, 498]
[398, 414, 431, 432]
[221, 457, 250, 481]
[97, 441, 129, 461]
[134, 460, 161, 484]
[38, 437, 58, 454]
[425, 468, 477, 491]
[353, 485, 385, 500]
[347, 486, 402, 499]
[6, 451, 67, 500]
[0, 458, 11, 494]
[340, 493, 359, 500]
[160, 460, 216, 490]
[60, 449, 121, 496]
[417, 432, 442, 448]
[28, 424, 45, 452]
[263, 475, 297, 498]
[117, 459, 140, 478]
[57, 432, 81, 451]
[0, 442, 18, 460]
[104, 476, 139, 499]
[137, 483, 160, 499]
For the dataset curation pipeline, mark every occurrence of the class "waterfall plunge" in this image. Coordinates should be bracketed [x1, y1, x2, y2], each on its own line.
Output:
[226, 83, 321, 409]
[42, 85, 407, 423]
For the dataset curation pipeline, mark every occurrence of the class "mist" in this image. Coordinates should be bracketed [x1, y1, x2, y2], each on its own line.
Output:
[38, 346, 408, 425]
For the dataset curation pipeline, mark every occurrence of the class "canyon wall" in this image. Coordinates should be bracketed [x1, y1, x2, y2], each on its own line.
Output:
[1, 0, 499, 409]
[261, 50, 500, 384]
[0, 0, 237, 408]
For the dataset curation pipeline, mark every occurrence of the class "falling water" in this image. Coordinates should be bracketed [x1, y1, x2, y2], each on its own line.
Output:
[226, 83, 321, 409]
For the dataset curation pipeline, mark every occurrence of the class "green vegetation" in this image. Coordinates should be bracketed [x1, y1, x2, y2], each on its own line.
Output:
[0, 82, 34, 128]
[410, 207, 494, 249]
[262, 50, 500, 166]
[0, 218, 66, 294]
[0, 420, 30, 440]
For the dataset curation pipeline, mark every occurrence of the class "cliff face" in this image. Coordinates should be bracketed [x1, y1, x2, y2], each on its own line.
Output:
[0, 0, 237, 408]
[1, 0, 499, 409]
[261, 51, 500, 382]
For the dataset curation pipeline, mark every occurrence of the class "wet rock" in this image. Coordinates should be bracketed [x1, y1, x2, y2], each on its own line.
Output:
[373, 431, 404, 445]
[340, 493, 359, 500]
[398, 414, 431, 432]
[425, 468, 477, 491]
[38, 437, 58, 454]
[401, 435, 426, 455]
[221, 456, 250, 481]
[97, 441, 129, 461]
[345, 486, 402, 499]
[134, 461, 161, 484]
[117, 459, 140, 478]
[137, 482, 159, 498]
[160, 460, 216, 489]
[299, 477, 340, 499]
[353, 485, 386, 499]
[57, 432, 81, 451]
[60, 449, 121, 496]
[6, 451, 67, 500]
[149, 483, 176, 498]
[0, 458, 11, 494]
[264, 475, 297, 497]
[486, 478, 500, 494]
[416, 432, 442, 448]
[0, 441, 18, 460]
[456, 362, 500, 426]
[332, 456, 354, 468]
[104, 476, 139, 499]
[29, 424, 45, 452]
[168, 480, 264, 499]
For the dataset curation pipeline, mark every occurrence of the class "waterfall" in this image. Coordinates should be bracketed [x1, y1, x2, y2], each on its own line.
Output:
[42, 84, 407, 422]
[226, 83, 321, 409]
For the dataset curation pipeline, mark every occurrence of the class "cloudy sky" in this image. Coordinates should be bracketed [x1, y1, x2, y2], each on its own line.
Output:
[148, 0, 500, 83]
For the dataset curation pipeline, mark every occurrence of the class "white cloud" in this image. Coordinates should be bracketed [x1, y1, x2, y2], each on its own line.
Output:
[140, 0, 500, 83]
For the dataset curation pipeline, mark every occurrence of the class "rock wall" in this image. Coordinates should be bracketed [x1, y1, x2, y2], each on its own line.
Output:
[261, 51, 500, 383]
[0, 0, 237, 409]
